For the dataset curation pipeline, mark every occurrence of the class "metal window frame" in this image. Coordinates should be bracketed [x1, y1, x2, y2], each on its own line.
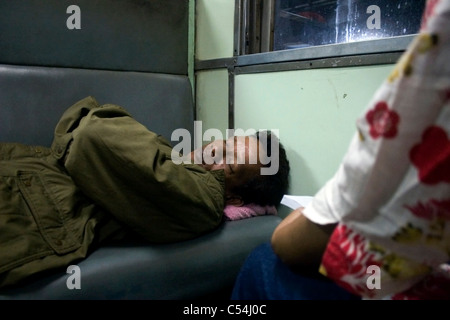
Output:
[195, 0, 417, 129]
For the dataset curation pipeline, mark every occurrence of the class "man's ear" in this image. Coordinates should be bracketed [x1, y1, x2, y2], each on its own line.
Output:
[225, 195, 244, 206]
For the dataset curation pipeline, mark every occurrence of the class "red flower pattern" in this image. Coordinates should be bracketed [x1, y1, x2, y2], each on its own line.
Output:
[321, 0, 450, 301]
[321, 224, 381, 298]
[366, 102, 400, 139]
[409, 126, 450, 185]
[421, 0, 441, 31]
[406, 199, 450, 221]
[392, 266, 450, 300]
[445, 88, 450, 102]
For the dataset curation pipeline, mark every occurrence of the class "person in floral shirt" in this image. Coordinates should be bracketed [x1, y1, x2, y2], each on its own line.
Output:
[231, 0, 449, 300]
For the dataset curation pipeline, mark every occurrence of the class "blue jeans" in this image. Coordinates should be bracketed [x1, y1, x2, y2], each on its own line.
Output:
[231, 242, 360, 300]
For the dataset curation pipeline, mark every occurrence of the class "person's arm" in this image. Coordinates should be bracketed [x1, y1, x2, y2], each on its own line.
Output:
[271, 207, 336, 273]
[273, 1, 450, 299]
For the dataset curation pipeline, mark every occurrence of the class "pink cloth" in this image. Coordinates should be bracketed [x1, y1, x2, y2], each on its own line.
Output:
[223, 203, 277, 221]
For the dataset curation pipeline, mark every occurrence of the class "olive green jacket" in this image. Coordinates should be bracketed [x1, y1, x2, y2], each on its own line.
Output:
[0, 96, 225, 288]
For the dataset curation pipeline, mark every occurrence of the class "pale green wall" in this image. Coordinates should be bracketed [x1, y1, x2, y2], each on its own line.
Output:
[195, 0, 235, 60]
[235, 65, 393, 197]
[194, 0, 233, 132]
[196, 69, 229, 134]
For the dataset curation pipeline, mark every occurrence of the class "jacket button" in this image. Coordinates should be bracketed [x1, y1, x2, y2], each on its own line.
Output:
[23, 179, 31, 187]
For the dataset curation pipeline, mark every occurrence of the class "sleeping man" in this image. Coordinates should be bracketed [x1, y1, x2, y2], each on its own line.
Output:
[0, 96, 290, 289]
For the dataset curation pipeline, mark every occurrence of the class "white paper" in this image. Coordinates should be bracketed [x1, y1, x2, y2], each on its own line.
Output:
[280, 195, 314, 210]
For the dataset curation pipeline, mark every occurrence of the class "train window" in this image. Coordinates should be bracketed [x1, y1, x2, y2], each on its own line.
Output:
[240, 0, 426, 54]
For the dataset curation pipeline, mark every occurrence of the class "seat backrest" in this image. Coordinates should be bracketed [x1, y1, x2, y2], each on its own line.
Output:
[0, 0, 194, 146]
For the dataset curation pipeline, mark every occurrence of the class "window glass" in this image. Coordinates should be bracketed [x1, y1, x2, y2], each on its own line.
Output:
[273, 0, 426, 51]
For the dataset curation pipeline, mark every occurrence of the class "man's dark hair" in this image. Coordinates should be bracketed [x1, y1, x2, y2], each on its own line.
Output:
[233, 130, 290, 206]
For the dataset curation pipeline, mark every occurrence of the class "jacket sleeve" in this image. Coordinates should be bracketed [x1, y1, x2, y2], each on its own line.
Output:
[61, 97, 225, 243]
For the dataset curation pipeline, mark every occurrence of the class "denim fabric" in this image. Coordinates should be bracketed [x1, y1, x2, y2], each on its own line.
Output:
[231, 242, 360, 300]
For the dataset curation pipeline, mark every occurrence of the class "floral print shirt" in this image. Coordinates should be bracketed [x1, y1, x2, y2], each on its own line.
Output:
[302, 0, 450, 300]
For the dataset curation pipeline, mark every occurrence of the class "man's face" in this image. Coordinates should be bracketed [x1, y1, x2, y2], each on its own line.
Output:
[189, 136, 262, 198]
